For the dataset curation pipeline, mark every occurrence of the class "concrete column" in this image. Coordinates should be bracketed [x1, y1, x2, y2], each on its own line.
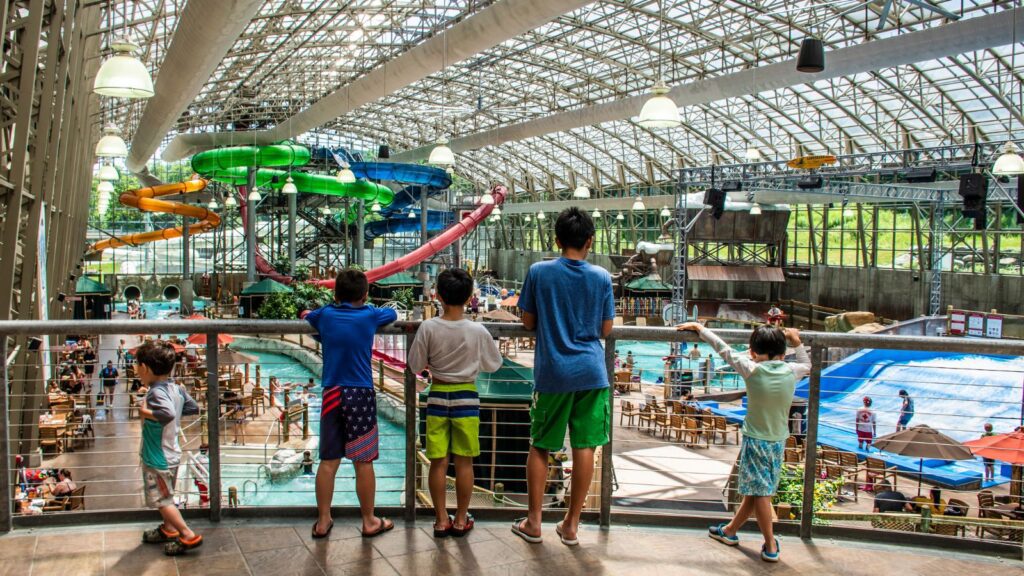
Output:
[288, 191, 296, 273]
[246, 168, 257, 282]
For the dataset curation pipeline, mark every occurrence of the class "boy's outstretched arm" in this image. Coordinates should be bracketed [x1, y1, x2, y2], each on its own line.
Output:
[784, 328, 811, 379]
[676, 322, 757, 378]
[521, 311, 537, 331]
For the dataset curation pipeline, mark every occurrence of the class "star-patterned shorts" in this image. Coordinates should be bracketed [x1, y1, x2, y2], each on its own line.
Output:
[320, 386, 379, 462]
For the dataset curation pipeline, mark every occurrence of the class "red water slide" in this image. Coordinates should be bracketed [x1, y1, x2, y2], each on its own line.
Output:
[315, 184, 507, 288]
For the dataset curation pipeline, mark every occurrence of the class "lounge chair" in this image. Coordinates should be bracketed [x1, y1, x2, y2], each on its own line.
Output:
[619, 400, 640, 427]
[864, 457, 897, 491]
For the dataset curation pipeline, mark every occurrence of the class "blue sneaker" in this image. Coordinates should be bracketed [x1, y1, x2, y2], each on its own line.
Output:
[708, 524, 739, 546]
[761, 538, 780, 562]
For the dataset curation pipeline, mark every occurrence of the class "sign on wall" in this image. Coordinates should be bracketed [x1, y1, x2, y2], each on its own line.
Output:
[985, 314, 1003, 339]
[967, 312, 986, 337]
[949, 310, 966, 335]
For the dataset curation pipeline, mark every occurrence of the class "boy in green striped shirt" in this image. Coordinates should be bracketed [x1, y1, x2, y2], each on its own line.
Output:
[408, 269, 502, 537]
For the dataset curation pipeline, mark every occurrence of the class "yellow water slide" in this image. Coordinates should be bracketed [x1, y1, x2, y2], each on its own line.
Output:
[89, 179, 220, 252]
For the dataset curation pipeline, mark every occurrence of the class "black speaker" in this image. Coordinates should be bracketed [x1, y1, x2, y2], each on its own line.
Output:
[722, 180, 742, 192]
[902, 167, 937, 183]
[1017, 174, 1024, 225]
[959, 173, 986, 214]
[703, 188, 726, 220]
[377, 144, 390, 159]
[797, 175, 823, 189]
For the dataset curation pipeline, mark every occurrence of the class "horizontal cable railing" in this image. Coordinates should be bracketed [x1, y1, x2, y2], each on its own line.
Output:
[1, 319, 1022, 557]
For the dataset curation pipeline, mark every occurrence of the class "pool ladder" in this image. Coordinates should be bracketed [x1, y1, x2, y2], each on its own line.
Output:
[242, 479, 259, 499]
[256, 464, 273, 485]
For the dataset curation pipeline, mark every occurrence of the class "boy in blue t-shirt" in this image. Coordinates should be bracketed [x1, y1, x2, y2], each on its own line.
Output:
[305, 269, 398, 539]
[513, 207, 615, 547]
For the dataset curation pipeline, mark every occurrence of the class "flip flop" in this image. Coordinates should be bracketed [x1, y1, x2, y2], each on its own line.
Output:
[450, 514, 474, 538]
[312, 520, 334, 539]
[361, 517, 394, 538]
[555, 522, 579, 547]
[433, 515, 453, 538]
[163, 534, 203, 556]
[511, 517, 542, 544]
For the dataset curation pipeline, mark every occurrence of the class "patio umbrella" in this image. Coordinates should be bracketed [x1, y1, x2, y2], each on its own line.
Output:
[873, 424, 975, 496]
[964, 430, 1024, 506]
[481, 308, 519, 322]
[500, 294, 519, 307]
[218, 347, 257, 365]
[186, 333, 234, 347]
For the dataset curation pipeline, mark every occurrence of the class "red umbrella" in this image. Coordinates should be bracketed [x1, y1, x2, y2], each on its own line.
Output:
[186, 333, 234, 346]
[964, 430, 1024, 506]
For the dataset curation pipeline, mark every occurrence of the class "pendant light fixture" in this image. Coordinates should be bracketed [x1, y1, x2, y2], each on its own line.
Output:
[208, 198, 219, 210]
[536, 210, 546, 220]
[93, 35, 154, 99]
[796, 37, 825, 73]
[479, 189, 495, 205]
[97, 180, 115, 195]
[95, 124, 128, 157]
[616, 211, 625, 221]
[336, 165, 356, 184]
[97, 163, 119, 181]
[591, 209, 602, 219]
[248, 189, 261, 202]
[525, 214, 532, 223]
[492, 206, 502, 216]
[371, 201, 382, 213]
[638, 0, 680, 129]
[430, 30, 456, 167]
[282, 175, 298, 194]
[321, 206, 332, 216]
[750, 203, 762, 215]
[745, 146, 762, 161]
[429, 137, 455, 166]
[409, 209, 417, 219]
[659, 205, 671, 218]
[223, 194, 237, 208]
[632, 196, 646, 211]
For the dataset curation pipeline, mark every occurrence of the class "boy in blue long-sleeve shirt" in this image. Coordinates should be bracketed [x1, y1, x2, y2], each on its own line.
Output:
[305, 269, 398, 539]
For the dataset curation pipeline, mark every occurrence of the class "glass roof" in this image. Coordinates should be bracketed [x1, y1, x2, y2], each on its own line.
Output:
[100, 0, 1024, 198]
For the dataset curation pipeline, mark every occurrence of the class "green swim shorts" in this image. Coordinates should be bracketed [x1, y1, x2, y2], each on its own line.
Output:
[530, 387, 610, 451]
[425, 382, 481, 459]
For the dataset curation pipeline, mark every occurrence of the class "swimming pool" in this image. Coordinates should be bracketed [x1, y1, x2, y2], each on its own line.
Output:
[114, 299, 207, 319]
[220, 349, 406, 506]
[615, 339, 740, 388]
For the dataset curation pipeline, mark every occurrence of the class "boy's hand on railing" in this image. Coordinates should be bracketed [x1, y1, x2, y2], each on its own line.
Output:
[675, 322, 704, 333]
[784, 328, 802, 346]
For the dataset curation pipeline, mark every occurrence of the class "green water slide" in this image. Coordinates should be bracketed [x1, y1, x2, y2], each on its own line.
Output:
[190, 144, 394, 205]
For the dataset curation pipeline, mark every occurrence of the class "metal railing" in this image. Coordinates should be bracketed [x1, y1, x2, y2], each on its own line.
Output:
[1, 319, 1023, 558]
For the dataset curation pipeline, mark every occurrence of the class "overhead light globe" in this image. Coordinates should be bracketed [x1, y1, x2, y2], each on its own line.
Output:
[479, 190, 495, 205]
[490, 213, 501, 222]
[592, 209, 602, 219]
[97, 163, 119, 181]
[95, 124, 128, 157]
[408, 210, 417, 219]
[321, 206, 332, 215]
[750, 203, 762, 215]
[525, 215, 532, 223]
[992, 141, 1024, 175]
[248, 189, 262, 202]
[93, 36, 154, 99]
[492, 206, 502, 216]
[336, 166, 356, 184]
[536, 211, 546, 220]
[631, 195, 646, 211]
[223, 194, 237, 208]
[97, 180, 115, 195]
[370, 201, 382, 213]
[282, 175, 298, 194]
[659, 206, 671, 218]
[745, 147, 762, 161]
[208, 199, 219, 210]
[616, 211, 625, 221]
[637, 80, 681, 129]
[573, 184, 591, 199]
[428, 137, 455, 166]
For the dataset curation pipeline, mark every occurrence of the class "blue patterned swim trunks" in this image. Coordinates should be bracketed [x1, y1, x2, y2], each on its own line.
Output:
[737, 435, 785, 497]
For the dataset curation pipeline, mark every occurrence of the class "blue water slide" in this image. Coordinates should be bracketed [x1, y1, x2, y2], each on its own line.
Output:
[365, 211, 453, 239]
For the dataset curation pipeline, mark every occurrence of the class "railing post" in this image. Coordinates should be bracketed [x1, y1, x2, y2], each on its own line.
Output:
[403, 333, 417, 523]
[799, 345, 824, 540]
[0, 337, 11, 533]
[600, 336, 616, 529]
[206, 335, 222, 522]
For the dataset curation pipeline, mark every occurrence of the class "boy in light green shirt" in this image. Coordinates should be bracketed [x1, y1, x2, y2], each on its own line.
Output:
[677, 323, 809, 563]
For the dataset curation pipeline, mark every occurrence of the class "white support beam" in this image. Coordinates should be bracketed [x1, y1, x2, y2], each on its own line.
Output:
[393, 7, 1024, 162]
[161, 0, 595, 162]
[126, 0, 263, 172]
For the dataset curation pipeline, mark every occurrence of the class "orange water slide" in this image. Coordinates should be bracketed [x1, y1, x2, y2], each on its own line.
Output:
[90, 179, 221, 252]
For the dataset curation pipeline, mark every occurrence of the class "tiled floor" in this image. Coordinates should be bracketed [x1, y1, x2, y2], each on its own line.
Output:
[0, 519, 1018, 576]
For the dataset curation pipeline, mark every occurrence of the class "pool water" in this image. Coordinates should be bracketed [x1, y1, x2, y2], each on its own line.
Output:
[615, 340, 737, 385]
[114, 299, 207, 319]
[221, 350, 405, 506]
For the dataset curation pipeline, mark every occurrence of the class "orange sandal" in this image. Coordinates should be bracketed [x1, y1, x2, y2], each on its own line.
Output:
[142, 525, 179, 543]
[163, 534, 203, 556]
